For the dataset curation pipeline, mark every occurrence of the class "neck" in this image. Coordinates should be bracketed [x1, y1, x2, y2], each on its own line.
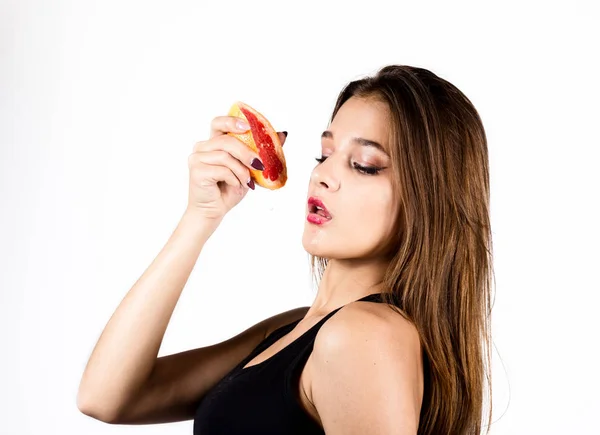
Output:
[307, 257, 388, 316]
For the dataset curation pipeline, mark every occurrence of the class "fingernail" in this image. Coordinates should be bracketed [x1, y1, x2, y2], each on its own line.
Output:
[236, 119, 250, 131]
[251, 158, 265, 171]
[247, 178, 255, 190]
[283, 131, 288, 137]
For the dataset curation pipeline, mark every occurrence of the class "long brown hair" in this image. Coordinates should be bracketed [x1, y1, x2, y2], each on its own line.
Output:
[309, 65, 494, 434]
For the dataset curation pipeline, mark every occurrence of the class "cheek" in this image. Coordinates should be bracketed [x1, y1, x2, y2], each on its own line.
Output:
[350, 186, 396, 229]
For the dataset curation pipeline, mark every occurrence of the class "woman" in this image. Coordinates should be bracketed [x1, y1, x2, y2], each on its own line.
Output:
[77, 64, 494, 434]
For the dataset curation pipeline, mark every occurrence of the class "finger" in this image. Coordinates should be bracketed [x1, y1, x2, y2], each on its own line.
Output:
[198, 135, 264, 171]
[190, 160, 243, 189]
[277, 131, 288, 147]
[193, 139, 206, 153]
[191, 150, 251, 189]
[209, 115, 250, 139]
[196, 128, 286, 153]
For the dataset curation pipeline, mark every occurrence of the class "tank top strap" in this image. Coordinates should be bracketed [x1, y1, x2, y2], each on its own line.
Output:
[287, 291, 384, 363]
[234, 293, 385, 377]
[356, 292, 384, 303]
[193, 292, 387, 434]
[282, 292, 385, 421]
[316, 291, 383, 324]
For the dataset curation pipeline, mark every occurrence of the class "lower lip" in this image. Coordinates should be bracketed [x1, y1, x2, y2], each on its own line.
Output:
[307, 212, 332, 225]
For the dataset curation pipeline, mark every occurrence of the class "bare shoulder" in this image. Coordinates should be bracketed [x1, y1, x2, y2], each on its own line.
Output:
[316, 299, 422, 351]
[308, 300, 424, 433]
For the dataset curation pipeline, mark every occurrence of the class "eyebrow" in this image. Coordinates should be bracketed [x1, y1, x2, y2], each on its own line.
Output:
[321, 130, 389, 155]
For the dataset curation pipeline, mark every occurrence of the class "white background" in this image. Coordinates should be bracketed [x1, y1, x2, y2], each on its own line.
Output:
[1, 1, 599, 434]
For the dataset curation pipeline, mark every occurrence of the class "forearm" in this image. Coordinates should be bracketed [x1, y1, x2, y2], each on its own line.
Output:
[77, 210, 220, 419]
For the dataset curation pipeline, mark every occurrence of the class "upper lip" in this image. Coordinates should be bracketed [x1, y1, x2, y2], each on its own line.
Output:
[308, 196, 332, 219]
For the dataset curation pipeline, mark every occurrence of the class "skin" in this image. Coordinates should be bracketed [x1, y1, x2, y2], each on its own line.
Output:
[302, 95, 399, 313]
[77, 103, 421, 430]
[245, 97, 424, 433]
[303, 97, 423, 433]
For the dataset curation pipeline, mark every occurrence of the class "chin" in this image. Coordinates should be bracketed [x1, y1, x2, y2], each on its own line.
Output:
[303, 238, 384, 263]
[302, 234, 331, 257]
[302, 239, 322, 257]
[302, 239, 346, 260]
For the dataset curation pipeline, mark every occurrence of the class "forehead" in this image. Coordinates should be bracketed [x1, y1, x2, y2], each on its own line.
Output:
[329, 97, 391, 150]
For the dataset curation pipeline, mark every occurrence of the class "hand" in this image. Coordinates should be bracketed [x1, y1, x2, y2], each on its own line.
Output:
[186, 115, 287, 221]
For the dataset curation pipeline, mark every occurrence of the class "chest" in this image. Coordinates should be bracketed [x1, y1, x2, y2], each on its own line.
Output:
[194, 321, 326, 434]
[241, 327, 322, 426]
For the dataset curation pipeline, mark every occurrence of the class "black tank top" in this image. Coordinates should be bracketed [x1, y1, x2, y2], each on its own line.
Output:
[193, 292, 384, 434]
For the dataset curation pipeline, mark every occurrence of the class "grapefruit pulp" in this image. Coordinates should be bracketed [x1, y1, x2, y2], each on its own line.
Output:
[227, 101, 287, 190]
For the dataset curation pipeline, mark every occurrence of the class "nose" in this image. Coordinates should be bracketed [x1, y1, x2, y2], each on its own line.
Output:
[310, 157, 340, 191]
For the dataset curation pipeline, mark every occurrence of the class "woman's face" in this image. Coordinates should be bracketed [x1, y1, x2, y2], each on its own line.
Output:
[302, 96, 398, 260]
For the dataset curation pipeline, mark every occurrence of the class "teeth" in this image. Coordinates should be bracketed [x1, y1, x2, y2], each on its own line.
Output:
[315, 206, 328, 217]
[309, 202, 328, 216]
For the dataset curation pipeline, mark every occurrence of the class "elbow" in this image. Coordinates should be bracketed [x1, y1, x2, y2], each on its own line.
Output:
[76, 390, 120, 424]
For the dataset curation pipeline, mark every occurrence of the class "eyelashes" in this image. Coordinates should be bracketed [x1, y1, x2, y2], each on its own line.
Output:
[314, 156, 383, 176]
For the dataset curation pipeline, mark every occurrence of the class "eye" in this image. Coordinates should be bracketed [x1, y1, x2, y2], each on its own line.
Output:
[314, 156, 384, 176]
[353, 163, 383, 175]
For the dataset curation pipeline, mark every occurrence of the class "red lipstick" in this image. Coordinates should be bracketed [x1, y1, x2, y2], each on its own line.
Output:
[307, 197, 332, 225]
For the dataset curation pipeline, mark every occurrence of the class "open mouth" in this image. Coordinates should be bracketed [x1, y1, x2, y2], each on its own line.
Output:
[309, 203, 332, 219]
[307, 197, 332, 221]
